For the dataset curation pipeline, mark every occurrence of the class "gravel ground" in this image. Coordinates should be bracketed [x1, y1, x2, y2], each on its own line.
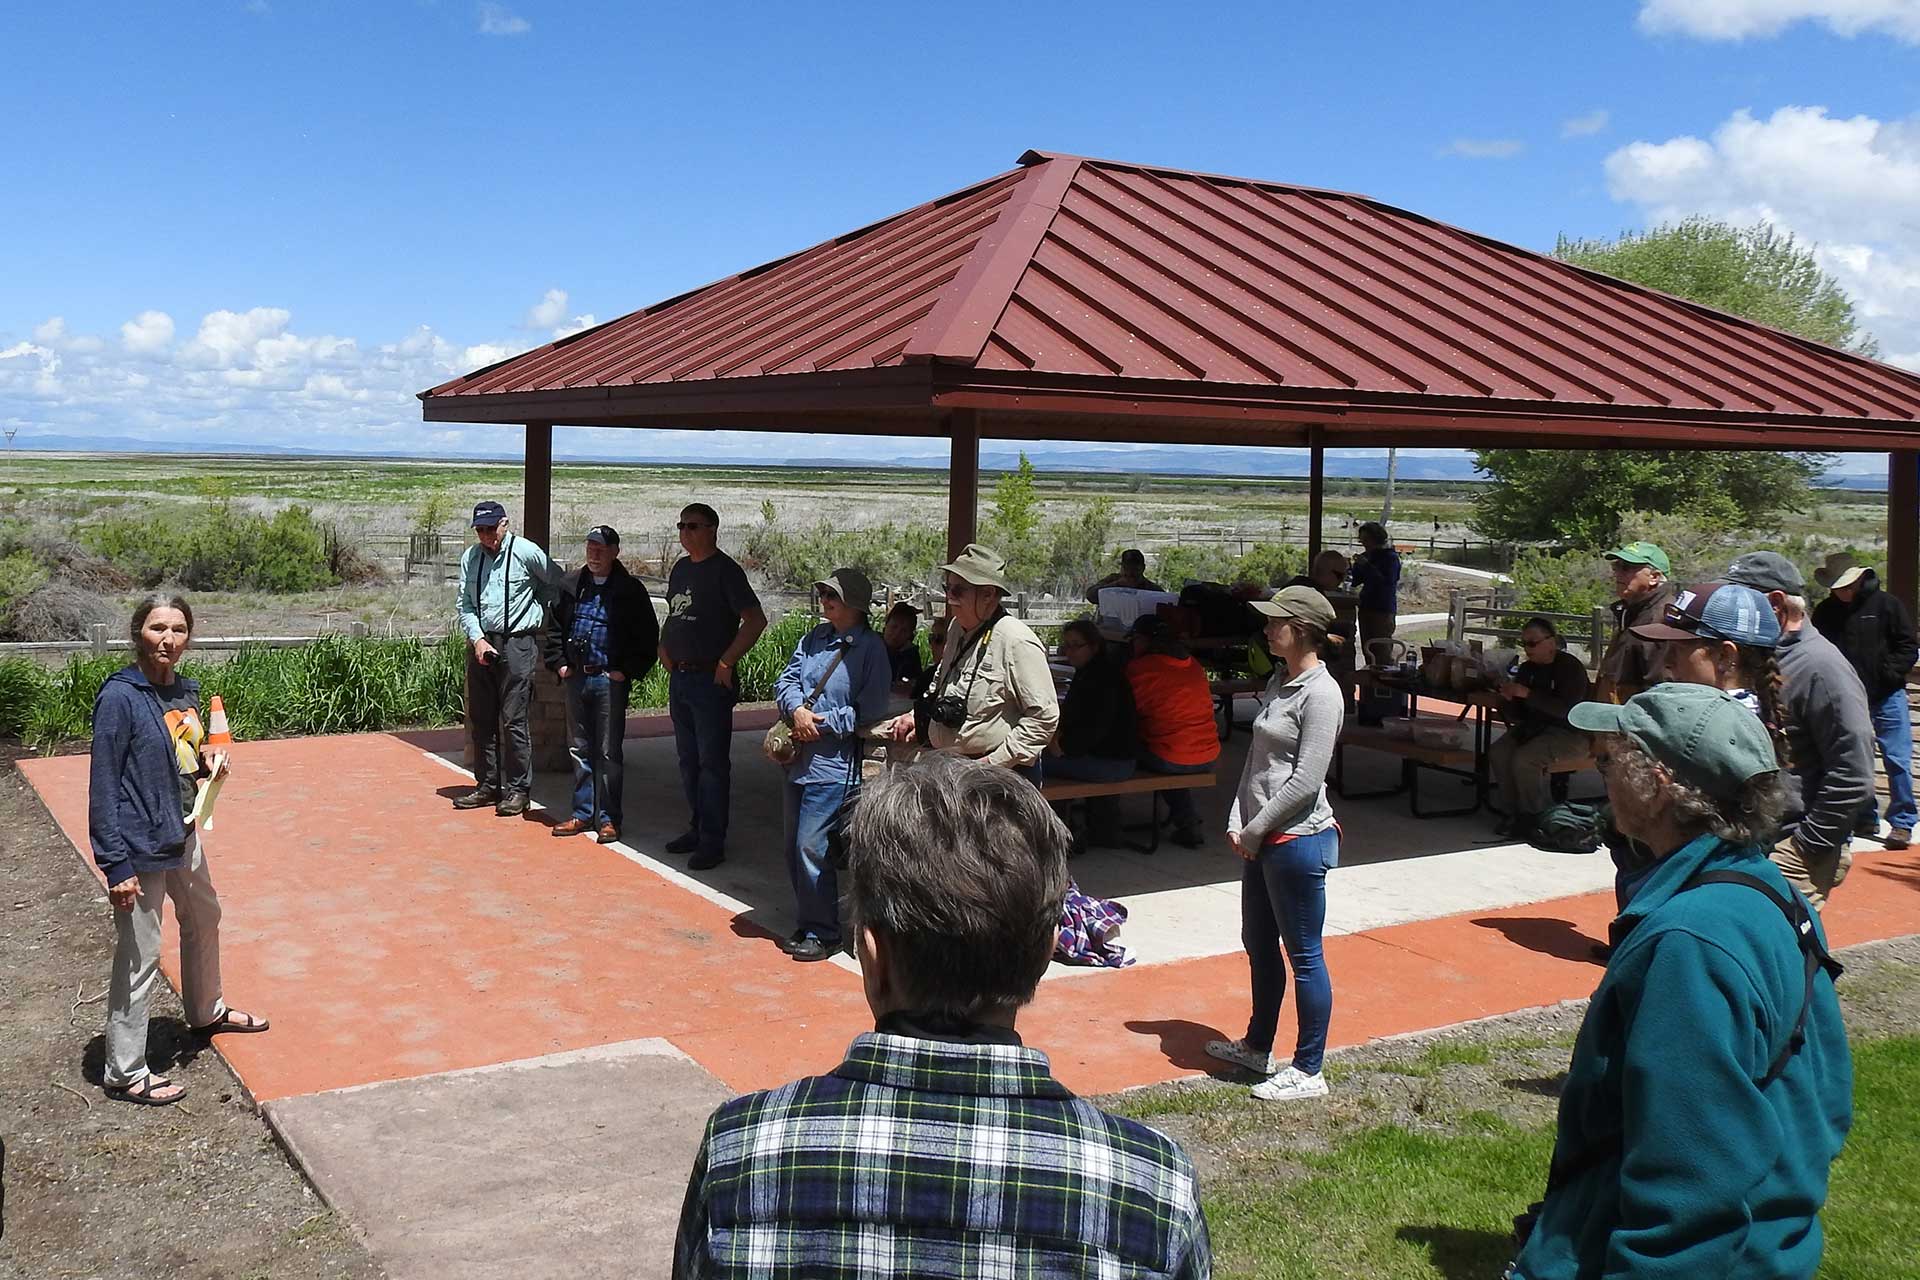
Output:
[0, 751, 380, 1280]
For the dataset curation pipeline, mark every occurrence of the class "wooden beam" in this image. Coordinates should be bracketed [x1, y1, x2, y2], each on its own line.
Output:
[523, 422, 553, 550]
[947, 409, 980, 561]
[1889, 450, 1919, 617]
[1307, 426, 1325, 562]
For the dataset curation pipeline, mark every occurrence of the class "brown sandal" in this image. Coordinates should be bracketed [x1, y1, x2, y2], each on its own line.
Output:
[190, 1008, 270, 1035]
[106, 1074, 187, 1106]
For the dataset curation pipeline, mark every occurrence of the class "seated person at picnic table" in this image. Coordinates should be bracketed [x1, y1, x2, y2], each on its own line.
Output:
[880, 601, 923, 696]
[1085, 547, 1165, 603]
[1045, 617, 1139, 847]
[1128, 616, 1221, 848]
[1489, 617, 1591, 841]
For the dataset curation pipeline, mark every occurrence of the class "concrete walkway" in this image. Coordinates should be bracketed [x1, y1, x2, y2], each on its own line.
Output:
[23, 722, 1920, 1278]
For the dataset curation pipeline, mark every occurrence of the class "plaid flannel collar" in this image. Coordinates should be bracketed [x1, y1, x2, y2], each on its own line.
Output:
[833, 1031, 1075, 1101]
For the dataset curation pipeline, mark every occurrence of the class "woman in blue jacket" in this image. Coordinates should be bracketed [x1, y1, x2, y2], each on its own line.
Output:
[90, 594, 268, 1106]
[772, 569, 891, 963]
[1511, 684, 1851, 1279]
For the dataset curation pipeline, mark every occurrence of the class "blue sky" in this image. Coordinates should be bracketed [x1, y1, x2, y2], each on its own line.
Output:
[3, 1, 1917, 474]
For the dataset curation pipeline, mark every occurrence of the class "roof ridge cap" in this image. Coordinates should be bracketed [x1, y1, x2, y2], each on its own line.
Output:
[903, 153, 1084, 366]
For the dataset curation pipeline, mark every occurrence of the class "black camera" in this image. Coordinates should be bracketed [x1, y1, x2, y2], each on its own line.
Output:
[925, 693, 968, 729]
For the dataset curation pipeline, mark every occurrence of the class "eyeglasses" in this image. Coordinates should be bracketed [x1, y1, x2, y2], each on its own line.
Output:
[677, 521, 713, 531]
[1524, 635, 1556, 647]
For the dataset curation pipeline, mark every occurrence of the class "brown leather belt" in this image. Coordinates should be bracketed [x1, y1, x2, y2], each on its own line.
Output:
[666, 659, 716, 673]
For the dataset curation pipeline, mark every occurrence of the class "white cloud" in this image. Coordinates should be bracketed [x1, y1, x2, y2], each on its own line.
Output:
[524, 288, 568, 328]
[1604, 105, 1920, 367]
[1561, 109, 1611, 138]
[553, 313, 598, 338]
[120, 309, 175, 355]
[1638, 0, 1920, 42]
[478, 3, 531, 35]
[1440, 138, 1525, 159]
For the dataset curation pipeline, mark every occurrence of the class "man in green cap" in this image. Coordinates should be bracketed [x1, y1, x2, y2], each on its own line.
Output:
[1509, 683, 1851, 1280]
[1596, 541, 1675, 703]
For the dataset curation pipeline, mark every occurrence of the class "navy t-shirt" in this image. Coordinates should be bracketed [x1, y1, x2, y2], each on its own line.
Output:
[662, 552, 761, 665]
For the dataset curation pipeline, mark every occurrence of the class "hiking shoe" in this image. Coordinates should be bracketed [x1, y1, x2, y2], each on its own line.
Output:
[452, 787, 498, 810]
[550, 818, 592, 837]
[495, 791, 529, 817]
[688, 847, 725, 871]
[1204, 1037, 1279, 1076]
[665, 830, 700, 855]
[1251, 1066, 1329, 1102]
[1889, 828, 1912, 850]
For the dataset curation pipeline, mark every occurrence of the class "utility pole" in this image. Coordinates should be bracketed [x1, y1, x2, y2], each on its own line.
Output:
[1380, 448, 1398, 523]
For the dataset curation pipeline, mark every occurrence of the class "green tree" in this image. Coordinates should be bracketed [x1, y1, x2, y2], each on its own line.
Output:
[985, 453, 1045, 584]
[1472, 218, 1873, 547]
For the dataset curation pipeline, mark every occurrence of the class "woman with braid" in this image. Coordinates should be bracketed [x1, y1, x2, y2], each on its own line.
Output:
[1632, 582, 1787, 762]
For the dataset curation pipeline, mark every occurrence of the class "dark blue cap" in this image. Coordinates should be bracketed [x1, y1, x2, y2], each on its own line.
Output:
[471, 500, 507, 528]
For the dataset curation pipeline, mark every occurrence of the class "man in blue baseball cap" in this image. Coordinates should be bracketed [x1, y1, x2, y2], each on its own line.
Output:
[1723, 551, 1875, 909]
[454, 500, 560, 816]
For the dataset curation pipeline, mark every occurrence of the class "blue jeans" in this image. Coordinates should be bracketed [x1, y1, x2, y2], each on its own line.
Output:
[565, 672, 630, 827]
[1140, 748, 1214, 832]
[1241, 826, 1338, 1074]
[784, 779, 850, 943]
[1867, 687, 1917, 832]
[669, 670, 738, 855]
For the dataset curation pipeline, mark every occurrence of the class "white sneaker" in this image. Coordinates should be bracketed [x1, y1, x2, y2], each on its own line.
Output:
[1204, 1037, 1279, 1076]
[1251, 1065, 1329, 1102]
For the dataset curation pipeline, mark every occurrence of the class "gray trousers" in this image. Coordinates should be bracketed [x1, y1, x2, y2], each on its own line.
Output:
[105, 832, 225, 1088]
[467, 631, 538, 795]
[1490, 725, 1585, 817]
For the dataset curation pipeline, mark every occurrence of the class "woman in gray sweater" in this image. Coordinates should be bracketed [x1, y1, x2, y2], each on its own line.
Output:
[1207, 586, 1346, 1102]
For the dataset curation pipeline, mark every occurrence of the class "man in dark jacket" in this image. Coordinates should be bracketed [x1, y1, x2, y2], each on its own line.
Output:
[1726, 551, 1876, 908]
[1596, 542, 1676, 703]
[543, 525, 659, 843]
[1811, 557, 1917, 848]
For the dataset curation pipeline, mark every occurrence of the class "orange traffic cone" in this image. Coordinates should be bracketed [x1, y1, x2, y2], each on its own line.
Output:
[206, 695, 233, 747]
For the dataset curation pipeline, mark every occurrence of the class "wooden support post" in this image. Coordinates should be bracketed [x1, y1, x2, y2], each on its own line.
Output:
[524, 422, 553, 550]
[1307, 427, 1326, 562]
[1889, 450, 1919, 617]
[89, 623, 109, 657]
[946, 409, 980, 561]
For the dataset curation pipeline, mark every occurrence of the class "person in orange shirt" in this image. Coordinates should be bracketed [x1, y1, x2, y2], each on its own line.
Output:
[1128, 617, 1221, 848]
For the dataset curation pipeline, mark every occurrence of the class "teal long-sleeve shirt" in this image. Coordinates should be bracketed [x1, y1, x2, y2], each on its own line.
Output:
[457, 534, 559, 641]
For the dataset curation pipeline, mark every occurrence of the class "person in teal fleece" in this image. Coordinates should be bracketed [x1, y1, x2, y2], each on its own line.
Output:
[1511, 684, 1852, 1280]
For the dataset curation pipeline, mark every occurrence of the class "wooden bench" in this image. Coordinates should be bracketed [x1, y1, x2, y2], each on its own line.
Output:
[1041, 770, 1218, 853]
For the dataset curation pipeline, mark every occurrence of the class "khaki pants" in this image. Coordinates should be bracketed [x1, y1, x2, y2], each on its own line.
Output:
[1491, 725, 1585, 818]
[105, 832, 225, 1088]
[1771, 832, 1851, 912]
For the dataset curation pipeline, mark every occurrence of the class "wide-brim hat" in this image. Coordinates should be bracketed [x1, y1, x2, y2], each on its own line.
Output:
[813, 567, 874, 613]
[938, 543, 1013, 594]
[1251, 585, 1336, 630]
[1814, 552, 1867, 590]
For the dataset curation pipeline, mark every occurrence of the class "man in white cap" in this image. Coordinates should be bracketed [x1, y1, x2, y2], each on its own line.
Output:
[888, 544, 1058, 777]
[1811, 554, 1917, 849]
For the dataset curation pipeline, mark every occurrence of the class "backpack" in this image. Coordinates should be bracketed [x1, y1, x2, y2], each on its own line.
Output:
[1532, 802, 1605, 854]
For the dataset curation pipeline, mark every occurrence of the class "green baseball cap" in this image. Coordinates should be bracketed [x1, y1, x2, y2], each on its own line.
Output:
[1568, 684, 1778, 799]
[1603, 541, 1672, 576]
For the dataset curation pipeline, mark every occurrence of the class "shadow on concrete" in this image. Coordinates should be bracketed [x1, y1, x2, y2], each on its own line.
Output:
[1394, 1224, 1520, 1280]
[81, 1018, 207, 1086]
[1124, 1017, 1239, 1076]
[1503, 1073, 1567, 1097]
[1471, 916, 1606, 967]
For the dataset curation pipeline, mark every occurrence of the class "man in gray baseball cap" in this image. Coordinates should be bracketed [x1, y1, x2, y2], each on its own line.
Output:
[1724, 551, 1875, 909]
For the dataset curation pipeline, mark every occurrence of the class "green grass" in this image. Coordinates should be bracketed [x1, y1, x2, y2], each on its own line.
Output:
[1117, 1035, 1920, 1279]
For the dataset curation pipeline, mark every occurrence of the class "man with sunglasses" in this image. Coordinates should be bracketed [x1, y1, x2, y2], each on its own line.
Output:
[1489, 618, 1591, 841]
[660, 503, 767, 869]
[1596, 542, 1676, 703]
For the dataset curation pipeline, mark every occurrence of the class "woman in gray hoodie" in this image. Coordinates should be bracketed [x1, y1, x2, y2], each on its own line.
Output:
[89, 594, 268, 1105]
[1206, 586, 1346, 1103]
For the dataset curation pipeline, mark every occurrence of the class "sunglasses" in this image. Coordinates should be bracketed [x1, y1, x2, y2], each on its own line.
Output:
[677, 521, 713, 531]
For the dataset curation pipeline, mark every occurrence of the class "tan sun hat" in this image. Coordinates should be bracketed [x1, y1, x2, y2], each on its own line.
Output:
[1813, 552, 1868, 591]
[1251, 585, 1336, 629]
[938, 543, 1013, 594]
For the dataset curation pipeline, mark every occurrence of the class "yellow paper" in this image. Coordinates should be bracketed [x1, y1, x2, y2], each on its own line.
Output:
[191, 754, 228, 830]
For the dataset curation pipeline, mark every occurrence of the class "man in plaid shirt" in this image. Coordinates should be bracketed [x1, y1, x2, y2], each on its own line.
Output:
[674, 755, 1210, 1278]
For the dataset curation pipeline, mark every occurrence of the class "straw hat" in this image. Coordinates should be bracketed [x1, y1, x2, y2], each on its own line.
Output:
[938, 543, 1013, 594]
[1813, 552, 1868, 591]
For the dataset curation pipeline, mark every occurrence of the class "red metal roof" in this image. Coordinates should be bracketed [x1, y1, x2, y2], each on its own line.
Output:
[421, 150, 1920, 449]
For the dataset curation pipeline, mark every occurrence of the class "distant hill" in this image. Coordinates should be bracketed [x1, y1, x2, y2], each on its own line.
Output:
[1, 432, 1890, 491]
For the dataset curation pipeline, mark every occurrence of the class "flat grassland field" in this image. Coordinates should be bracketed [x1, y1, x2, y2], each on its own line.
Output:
[0, 452, 1892, 638]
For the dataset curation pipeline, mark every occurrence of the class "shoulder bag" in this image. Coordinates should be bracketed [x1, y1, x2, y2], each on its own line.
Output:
[764, 638, 851, 765]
